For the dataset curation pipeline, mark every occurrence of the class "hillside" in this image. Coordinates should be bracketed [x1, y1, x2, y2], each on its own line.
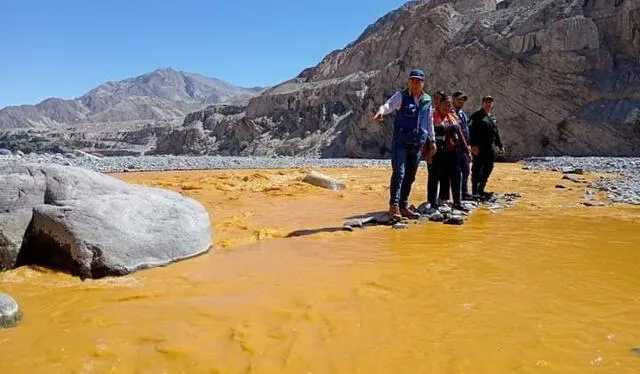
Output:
[161, 0, 640, 159]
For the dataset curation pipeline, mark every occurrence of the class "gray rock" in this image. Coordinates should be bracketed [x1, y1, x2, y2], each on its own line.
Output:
[429, 212, 444, 222]
[0, 292, 21, 328]
[372, 212, 393, 224]
[438, 205, 452, 214]
[443, 215, 464, 225]
[581, 200, 605, 207]
[392, 222, 408, 230]
[343, 218, 364, 228]
[562, 174, 586, 183]
[1, 163, 212, 279]
[0, 149, 12, 156]
[416, 202, 430, 215]
[301, 171, 345, 190]
[506, 193, 521, 199]
[555, 184, 567, 189]
[561, 167, 583, 175]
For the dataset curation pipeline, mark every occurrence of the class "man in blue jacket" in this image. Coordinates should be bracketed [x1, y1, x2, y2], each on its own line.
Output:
[373, 69, 436, 220]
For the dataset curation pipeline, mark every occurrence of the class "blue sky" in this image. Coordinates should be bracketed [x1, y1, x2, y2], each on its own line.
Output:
[0, 0, 407, 108]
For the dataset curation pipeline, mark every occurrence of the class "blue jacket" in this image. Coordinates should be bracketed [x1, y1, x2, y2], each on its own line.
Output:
[393, 89, 432, 145]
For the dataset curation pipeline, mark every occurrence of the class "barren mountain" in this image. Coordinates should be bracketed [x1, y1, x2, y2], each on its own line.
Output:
[0, 68, 261, 130]
[158, 0, 640, 159]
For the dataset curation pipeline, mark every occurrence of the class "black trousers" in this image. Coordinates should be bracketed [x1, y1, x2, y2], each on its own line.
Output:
[472, 150, 495, 195]
[428, 151, 461, 206]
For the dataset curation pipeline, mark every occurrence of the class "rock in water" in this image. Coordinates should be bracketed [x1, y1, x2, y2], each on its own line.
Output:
[561, 167, 584, 175]
[562, 174, 586, 183]
[631, 347, 640, 357]
[343, 218, 364, 228]
[392, 222, 408, 230]
[0, 163, 212, 279]
[302, 171, 345, 190]
[0, 292, 21, 328]
[582, 201, 605, 207]
[443, 216, 464, 225]
[429, 212, 444, 222]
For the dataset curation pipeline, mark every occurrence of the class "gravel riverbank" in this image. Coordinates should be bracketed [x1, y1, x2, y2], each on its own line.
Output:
[522, 156, 640, 205]
[2, 153, 639, 205]
[0, 153, 392, 173]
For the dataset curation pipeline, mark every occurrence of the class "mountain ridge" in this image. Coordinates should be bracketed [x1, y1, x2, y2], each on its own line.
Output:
[160, 0, 640, 159]
[0, 67, 264, 130]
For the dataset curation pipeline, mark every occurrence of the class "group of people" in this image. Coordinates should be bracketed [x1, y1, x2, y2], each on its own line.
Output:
[373, 68, 504, 220]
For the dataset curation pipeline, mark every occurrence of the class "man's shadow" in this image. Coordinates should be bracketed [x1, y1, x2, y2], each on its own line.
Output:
[285, 211, 393, 238]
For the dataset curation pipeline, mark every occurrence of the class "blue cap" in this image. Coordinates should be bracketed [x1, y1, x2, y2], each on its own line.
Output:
[408, 69, 426, 80]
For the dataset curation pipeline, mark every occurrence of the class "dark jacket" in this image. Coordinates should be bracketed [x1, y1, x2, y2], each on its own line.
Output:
[469, 109, 503, 153]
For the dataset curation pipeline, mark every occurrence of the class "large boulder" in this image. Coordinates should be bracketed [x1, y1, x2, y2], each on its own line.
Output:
[0, 163, 212, 279]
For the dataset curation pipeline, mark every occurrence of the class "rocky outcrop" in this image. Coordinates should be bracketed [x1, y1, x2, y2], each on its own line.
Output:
[159, 0, 640, 159]
[0, 163, 212, 279]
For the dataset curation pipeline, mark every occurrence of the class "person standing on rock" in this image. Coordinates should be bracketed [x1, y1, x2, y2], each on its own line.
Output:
[452, 90, 472, 200]
[373, 69, 436, 220]
[469, 95, 505, 198]
[428, 94, 471, 211]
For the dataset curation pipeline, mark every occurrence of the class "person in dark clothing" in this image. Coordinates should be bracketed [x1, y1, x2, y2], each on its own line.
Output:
[373, 69, 436, 220]
[425, 95, 471, 211]
[438, 90, 471, 203]
[452, 90, 472, 200]
[469, 95, 505, 198]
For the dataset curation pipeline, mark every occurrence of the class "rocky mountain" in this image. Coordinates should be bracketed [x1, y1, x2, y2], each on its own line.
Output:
[156, 0, 640, 159]
[0, 68, 262, 130]
[0, 68, 263, 155]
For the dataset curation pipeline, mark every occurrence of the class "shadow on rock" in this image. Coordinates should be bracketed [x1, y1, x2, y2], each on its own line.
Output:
[285, 211, 395, 238]
[286, 227, 350, 238]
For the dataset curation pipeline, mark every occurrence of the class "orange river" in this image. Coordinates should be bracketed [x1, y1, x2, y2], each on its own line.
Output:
[1, 163, 639, 373]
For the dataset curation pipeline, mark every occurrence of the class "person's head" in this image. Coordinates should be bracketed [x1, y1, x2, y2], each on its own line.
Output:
[452, 90, 468, 110]
[437, 94, 452, 115]
[481, 95, 495, 113]
[433, 90, 445, 107]
[407, 69, 426, 95]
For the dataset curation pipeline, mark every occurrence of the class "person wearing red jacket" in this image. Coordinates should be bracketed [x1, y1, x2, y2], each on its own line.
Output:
[425, 94, 471, 211]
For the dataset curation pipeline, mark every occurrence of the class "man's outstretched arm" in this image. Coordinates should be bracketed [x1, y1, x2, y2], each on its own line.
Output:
[373, 91, 402, 120]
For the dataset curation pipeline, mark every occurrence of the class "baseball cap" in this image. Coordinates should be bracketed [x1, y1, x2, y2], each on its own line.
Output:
[408, 69, 426, 80]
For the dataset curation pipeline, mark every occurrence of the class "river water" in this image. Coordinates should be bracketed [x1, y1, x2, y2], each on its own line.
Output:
[1, 164, 639, 373]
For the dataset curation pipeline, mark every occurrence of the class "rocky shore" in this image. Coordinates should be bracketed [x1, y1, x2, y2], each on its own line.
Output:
[522, 157, 640, 205]
[0, 152, 391, 173]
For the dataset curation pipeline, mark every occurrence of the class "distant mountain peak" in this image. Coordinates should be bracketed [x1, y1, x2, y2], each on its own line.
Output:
[0, 68, 261, 130]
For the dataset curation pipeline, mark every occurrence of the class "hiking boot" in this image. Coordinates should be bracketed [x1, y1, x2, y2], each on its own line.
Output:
[389, 204, 402, 220]
[400, 207, 420, 219]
